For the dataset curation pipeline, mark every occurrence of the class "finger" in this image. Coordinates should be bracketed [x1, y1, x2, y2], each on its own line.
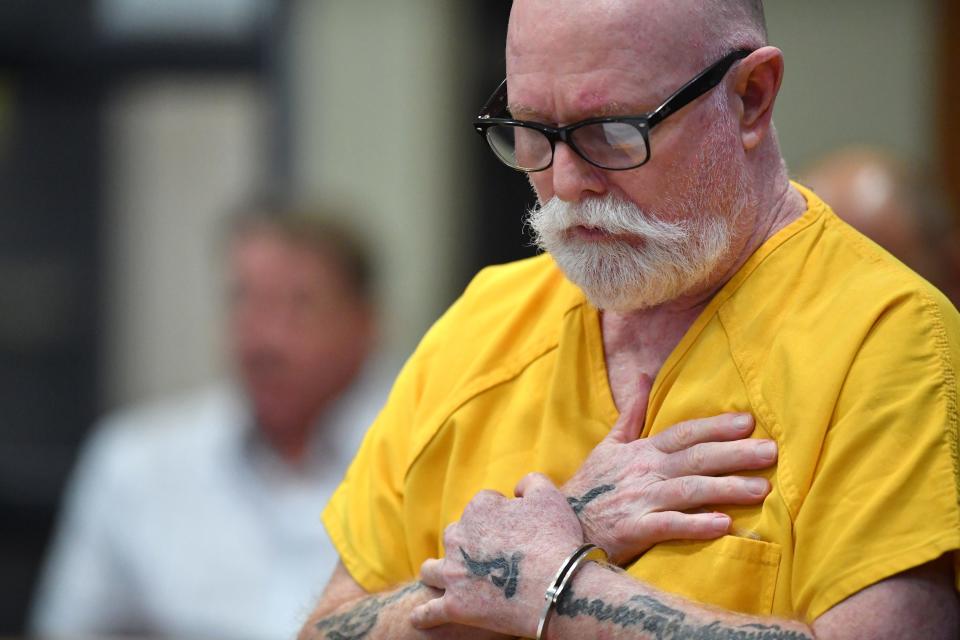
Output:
[410, 596, 451, 629]
[649, 413, 756, 454]
[661, 439, 778, 477]
[419, 558, 446, 590]
[440, 522, 458, 555]
[627, 511, 731, 549]
[514, 472, 561, 500]
[443, 521, 456, 541]
[605, 374, 653, 444]
[516, 473, 579, 516]
[647, 475, 771, 511]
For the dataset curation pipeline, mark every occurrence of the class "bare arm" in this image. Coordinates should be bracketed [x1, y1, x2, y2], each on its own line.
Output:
[298, 562, 505, 640]
[544, 560, 812, 639]
[545, 556, 958, 639]
[811, 555, 959, 640]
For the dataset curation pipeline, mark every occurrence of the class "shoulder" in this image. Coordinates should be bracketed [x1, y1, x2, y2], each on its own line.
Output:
[723, 187, 960, 357]
[719, 185, 960, 476]
[417, 254, 583, 370]
[355, 254, 585, 473]
[397, 254, 583, 421]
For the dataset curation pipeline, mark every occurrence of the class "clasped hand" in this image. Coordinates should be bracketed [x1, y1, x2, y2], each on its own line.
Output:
[412, 473, 582, 638]
[564, 376, 777, 564]
[411, 377, 778, 634]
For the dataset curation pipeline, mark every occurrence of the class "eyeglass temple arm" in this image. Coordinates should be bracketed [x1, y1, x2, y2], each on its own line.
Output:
[647, 49, 751, 129]
[478, 79, 509, 119]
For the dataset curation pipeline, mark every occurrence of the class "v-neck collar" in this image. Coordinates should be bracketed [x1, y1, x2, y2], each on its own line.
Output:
[579, 183, 827, 434]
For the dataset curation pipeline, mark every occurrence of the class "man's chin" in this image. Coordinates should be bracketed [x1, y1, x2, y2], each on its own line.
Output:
[580, 287, 668, 313]
[559, 268, 668, 312]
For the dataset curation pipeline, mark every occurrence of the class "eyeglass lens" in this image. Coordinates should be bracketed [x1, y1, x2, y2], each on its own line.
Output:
[570, 122, 649, 170]
[486, 125, 552, 171]
[485, 121, 650, 171]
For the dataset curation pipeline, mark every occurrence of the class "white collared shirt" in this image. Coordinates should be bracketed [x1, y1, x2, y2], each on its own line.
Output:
[30, 361, 394, 640]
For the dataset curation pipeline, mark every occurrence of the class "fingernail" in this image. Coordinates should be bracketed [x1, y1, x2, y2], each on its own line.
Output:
[711, 514, 731, 531]
[746, 477, 769, 495]
[733, 414, 753, 429]
[757, 441, 777, 461]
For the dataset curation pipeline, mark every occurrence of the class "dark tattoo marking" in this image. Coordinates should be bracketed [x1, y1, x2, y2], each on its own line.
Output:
[459, 547, 522, 598]
[567, 484, 616, 514]
[314, 582, 423, 640]
[555, 589, 811, 639]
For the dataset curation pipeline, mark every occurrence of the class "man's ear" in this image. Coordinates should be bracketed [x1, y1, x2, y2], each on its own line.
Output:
[732, 46, 785, 151]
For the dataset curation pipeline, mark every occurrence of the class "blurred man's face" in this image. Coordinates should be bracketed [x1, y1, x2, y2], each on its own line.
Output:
[227, 229, 373, 440]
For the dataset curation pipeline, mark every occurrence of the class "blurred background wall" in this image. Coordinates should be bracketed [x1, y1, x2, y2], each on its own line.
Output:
[0, 0, 952, 633]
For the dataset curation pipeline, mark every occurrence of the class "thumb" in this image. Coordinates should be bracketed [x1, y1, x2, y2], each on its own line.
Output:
[410, 596, 449, 629]
[605, 374, 652, 444]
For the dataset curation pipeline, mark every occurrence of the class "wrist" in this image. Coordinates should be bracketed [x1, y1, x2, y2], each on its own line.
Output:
[561, 485, 622, 565]
[535, 543, 610, 640]
[544, 560, 626, 640]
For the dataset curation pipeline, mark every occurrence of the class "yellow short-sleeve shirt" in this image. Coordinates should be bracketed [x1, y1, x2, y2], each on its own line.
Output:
[323, 184, 960, 622]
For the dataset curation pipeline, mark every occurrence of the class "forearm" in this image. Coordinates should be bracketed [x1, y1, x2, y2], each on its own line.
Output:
[301, 581, 505, 640]
[546, 562, 813, 640]
[300, 581, 428, 640]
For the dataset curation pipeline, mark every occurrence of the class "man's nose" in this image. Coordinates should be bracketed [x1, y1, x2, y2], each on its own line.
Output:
[550, 142, 606, 203]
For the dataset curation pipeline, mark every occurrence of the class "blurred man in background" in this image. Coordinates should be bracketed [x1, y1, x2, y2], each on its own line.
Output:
[800, 146, 960, 305]
[30, 205, 393, 640]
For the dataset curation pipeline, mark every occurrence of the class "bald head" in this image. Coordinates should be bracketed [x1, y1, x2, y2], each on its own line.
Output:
[712, 0, 768, 46]
[508, 0, 767, 74]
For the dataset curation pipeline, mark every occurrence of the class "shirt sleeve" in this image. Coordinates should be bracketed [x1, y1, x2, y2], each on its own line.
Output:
[321, 257, 578, 593]
[322, 312, 449, 593]
[792, 289, 960, 621]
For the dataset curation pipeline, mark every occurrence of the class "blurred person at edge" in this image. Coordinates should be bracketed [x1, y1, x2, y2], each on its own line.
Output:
[298, 1, 960, 639]
[801, 146, 960, 307]
[30, 206, 394, 640]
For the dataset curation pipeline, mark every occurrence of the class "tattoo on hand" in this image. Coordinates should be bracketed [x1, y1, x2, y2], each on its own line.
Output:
[567, 484, 615, 514]
[556, 589, 811, 639]
[459, 547, 522, 598]
[314, 582, 423, 640]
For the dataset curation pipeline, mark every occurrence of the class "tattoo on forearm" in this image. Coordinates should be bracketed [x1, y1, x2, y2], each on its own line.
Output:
[314, 582, 423, 640]
[567, 484, 615, 514]
[459, 547, 522, 598]
[555, 589, 811, 639]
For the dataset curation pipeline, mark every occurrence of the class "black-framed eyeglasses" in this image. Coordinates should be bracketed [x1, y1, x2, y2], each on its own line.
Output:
[473, 49, 753, 173]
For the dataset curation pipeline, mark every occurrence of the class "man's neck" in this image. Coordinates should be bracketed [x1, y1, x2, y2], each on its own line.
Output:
[257, 406, 329, 469]
[601, 180, 806, 412]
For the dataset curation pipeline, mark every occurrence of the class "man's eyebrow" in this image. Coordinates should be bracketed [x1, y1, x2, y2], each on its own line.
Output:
[507, 103, 549, 121]
[596, 101, 646, 117]
[507, 101, 650, 123]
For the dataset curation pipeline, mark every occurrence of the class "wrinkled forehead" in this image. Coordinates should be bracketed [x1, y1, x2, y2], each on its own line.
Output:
[506, 0, 714, 116]
[510, 0, 718, 69]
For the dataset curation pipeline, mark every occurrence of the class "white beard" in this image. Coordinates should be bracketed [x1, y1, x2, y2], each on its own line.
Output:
[528, 192, 739, 310]
[526, 126, 756, 313]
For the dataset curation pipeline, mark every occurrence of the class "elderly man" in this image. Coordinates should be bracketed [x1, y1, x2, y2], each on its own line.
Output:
[300, 2, 960, 639]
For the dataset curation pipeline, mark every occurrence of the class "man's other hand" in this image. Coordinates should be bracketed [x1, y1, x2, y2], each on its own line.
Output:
[412, 474, 582, 638]
[563, 375, 778, 565]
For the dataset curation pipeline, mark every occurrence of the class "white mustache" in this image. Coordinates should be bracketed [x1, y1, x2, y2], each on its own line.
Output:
[528, 195, 690, 244]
